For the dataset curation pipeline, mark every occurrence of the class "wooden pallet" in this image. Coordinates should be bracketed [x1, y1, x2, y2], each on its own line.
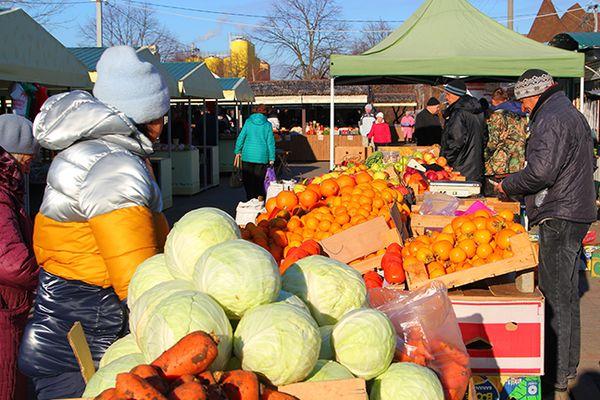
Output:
[406, 233, 538, 291]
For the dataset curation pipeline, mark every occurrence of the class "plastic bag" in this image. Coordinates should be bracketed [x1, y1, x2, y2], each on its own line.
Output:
[419, 192, 460, 216]
[229, 167, 243, 188]
[369, 281, 470, 400]
[264, 166, 277, 194]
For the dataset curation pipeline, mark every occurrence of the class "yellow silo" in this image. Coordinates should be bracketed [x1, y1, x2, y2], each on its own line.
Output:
[204, 56, 224, 76]
[229, 37, 257, 79]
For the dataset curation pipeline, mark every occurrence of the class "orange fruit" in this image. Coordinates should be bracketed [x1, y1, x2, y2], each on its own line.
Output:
[353, 216, 367, 225]
[486, 217, 506, 234]
[358, 208, 370, 218]
[476, 243, 494, 259]
[332, 206, 347, 216]
[381, 190, 394, 203]
[287, 216, 303, 231]
[372, 198, 385, 209]
[472, 209, 492, 219]
[330, 222, 342, 233]
[265, 197, 278, 213]
[320, 179, 340, 197]
[436, 156, 447, 167]
[473, 229, 493, 245]
[496, 229, 516, 250]
[408, 241, 425, 256]
[451, 216, 469, 232]
[355, 171, 373, 184]
[435, 233, 455, 245]
[302, 228, 315, 239]
[318, 220, 331, 232]
[508, 222, 526, 234]
[340, 186, 354, 196]
[498, 209, 515, 222]
[287, 232, 303, 244]
[360, 203, 372, 212]
[415, 236, 432, 245]
[449, 247, 467, 264]
[256, 213, 269, 224]
[276, 191, 299, 210]
[432, 240, 453, 261]
[458, 239, 477, 258]
[442, 224, 454, 235]
[362, 189, 376, 199]
[271, 230, 288, 247]
[306, 183, 321, 196]
[359, 196, 372, 206]
[305, 217, 319, 230]
[336, 175, 356, 189]
[472, 216, 489, 230]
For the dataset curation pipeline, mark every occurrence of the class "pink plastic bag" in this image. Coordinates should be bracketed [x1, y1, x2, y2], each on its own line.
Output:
[455, 200, 495, 217]
[369, 281, 470, 400]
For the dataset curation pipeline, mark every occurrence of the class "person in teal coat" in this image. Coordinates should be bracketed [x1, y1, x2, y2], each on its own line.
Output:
[234, 104, 276, 200]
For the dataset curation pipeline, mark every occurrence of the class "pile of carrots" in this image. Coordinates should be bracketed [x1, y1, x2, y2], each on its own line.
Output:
[395, 326, 470, 400]
[94, 331, 298, 400]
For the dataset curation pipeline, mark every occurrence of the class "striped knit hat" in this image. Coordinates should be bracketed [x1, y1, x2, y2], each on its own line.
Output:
[444, 79, 467, 97]
[514, 69, 554, 100]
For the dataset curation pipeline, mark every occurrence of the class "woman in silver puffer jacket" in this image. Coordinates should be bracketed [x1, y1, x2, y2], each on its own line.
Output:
[18, 46, 170, 400]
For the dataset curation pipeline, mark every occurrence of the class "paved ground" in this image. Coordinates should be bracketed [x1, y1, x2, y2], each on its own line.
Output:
[165, 162, 600, 399]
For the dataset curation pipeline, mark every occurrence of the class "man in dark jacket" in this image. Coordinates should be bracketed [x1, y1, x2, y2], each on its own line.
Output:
[440, 79, 486, 182]
[414, 97, 442, 145]
[500, 69, 596, 399]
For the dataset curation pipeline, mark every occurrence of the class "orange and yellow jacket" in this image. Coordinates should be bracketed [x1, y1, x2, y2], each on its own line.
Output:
[32, 91, 168, 300]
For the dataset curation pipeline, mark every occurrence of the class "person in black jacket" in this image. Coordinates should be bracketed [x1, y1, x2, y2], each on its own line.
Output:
[440, 80, 486, 182]
[414, 97, 442, 145]
[500, 69, 596, 399]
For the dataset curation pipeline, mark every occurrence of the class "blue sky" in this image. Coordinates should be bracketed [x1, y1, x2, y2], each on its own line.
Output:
[26, 0, 592, 71]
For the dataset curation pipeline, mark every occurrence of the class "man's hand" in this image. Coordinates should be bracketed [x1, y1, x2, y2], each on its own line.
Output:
[497, 181, 506, 195]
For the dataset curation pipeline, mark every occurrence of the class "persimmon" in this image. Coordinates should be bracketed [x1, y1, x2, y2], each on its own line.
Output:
[287, 216, 303, 231]
[302, 228, 315, 239]
[335, 213, 350, 225]
[486, 217, 506, 234]
[496, 229, 516, 250]
[498, 209, 515, 222]
[415, 236, 432, 245]
[449, 247, 467, 264]
[362, 189, 376, 199]
[429, 268, 446, 279]
[442, 224, 455, 235]
[432, 240, 453, 261]
[330, 223, 342, 234]
[458, 239, 477, 258]
[451, 216, 469, 232]
[265, 198, 278, 214]
[473, 229, 493, 245]
[472, 216, 489, 230]
[318, 220, 332, 232]
[416, 247, 435, 264]
[436, 156, 447, 167]
[476, 243, 494, 259]
[427, 261, 446, 275]
[508, 222, 526, 234]
[355, 171, 373, 184]
[373, 198, 385, 209]
[276, 191, 298, 210]
[371, 180, 388, 191]
[408, 241, 425, 256]
[460, 220, 477, 236]
[472, 209, 492, 219]
[305, 217, 319, 230]
[336, 175, 356, 189]
[435, 233, 455, 245]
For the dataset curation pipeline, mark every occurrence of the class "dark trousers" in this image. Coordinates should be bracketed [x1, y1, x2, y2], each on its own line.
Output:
[31, 372, 85, 400]
[538, 218, 589, 391]
[242, 161, 267, 201]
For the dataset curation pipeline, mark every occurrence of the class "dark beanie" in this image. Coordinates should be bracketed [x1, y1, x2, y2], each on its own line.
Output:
[514, 69, 554, 100]
[426, 97, 440, 106]
[444, 79, 467, 97]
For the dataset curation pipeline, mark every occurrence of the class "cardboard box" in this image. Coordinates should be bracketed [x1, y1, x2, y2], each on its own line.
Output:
[450, 287, 545, 376]
[472, 375, 542, 400]
[335, 146, 368, 165]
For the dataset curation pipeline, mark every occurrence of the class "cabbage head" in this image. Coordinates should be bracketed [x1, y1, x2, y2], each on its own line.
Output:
[127, 254, 173, 308]
[370, 363, 444, 400]
[318, 325, 334, 360]
[193, 239, 280, 319]
[165, 208, 240, 280]
[282, 255, 366, 326]
[234, 303, 320, 386]
[99, 334, 140, 368]
[277, 290, 310, 315]
[138, 290, 232, 370]
[305, 360, 354, 382]
[129, 279, 195, 337]
[82, 353, 145, 397]
[332, 308, 395, 380]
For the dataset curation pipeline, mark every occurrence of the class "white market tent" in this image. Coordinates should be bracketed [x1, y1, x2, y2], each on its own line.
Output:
[162, 62, 224, 100]
[0, 9, 91, 91]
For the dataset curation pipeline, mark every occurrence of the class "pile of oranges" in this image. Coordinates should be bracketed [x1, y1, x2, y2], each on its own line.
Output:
[241, 167, 409, 264]
[403, 209, 526, 280]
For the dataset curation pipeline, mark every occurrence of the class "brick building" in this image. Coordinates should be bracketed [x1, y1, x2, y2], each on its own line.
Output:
[528, 0, 599, 43]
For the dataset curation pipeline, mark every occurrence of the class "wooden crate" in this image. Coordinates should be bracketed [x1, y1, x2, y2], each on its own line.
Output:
[405, 233, 538, 291]
[412, 197, 521, 215]
[410, 213, 454, 235]
[279, 378, 367, 400]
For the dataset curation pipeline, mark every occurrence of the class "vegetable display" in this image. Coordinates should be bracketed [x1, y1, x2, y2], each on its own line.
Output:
[127, 254, 173, 306]
[369, 362, 444, 400]
[99, 334, 141, 368]
[305, 360, 353, 382]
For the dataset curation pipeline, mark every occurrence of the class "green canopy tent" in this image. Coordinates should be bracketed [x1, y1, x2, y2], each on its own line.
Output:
[327, 0, 585, 169]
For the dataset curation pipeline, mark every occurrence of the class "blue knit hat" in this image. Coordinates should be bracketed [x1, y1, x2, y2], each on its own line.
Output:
[0, 114, 38, 155]
[93, 46, 170, 124]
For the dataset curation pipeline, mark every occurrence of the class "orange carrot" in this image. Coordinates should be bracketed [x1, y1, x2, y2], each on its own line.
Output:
[218, 370, 259, 400]
[197, 371, 216, 385]
[168, 382, 207, 400]
[115, 372, 167, 400]
[152, 331, 219, 379]
[260, 387, 299, 400]
[130, 364, 169, 394]
[94, 387, 117, 400]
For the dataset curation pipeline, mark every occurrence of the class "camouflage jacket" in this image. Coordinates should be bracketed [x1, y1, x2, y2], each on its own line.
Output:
[485, 110, 527, 176]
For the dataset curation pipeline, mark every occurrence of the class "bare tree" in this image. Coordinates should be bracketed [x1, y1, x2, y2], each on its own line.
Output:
[80, 1, 183, 61]
[350, 20, 392, 55]
[0, 0, 70, 26]
[252, 0, 346, 80]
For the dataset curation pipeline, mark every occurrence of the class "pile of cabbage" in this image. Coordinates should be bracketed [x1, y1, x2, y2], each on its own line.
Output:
[84, 207, 444, 400]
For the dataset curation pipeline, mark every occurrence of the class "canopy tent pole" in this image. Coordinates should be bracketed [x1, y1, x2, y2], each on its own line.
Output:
[215, 100, 220, 186]
[580, 76, 585, 113]
[203, 99, 208, 189]
[187, 97, 192, 145]
[167, 106, 172, 160]
[235, 102, 241, 135]
[329, 77, 335, 171]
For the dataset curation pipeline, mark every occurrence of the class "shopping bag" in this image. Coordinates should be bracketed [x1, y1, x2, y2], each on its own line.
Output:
[264, 166, 277, 194]
[369, 281, 470, 400]
[229, 167, 243, 188]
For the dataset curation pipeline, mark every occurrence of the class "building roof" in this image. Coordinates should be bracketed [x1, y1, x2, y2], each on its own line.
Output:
[67, 47, 107, 71]
[218, 77, 254, 102]
[527, 1, 599, 43]
[162, 62, 201, 80]
[218, 77, 243, 90]
[550, 32, 600, 51]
